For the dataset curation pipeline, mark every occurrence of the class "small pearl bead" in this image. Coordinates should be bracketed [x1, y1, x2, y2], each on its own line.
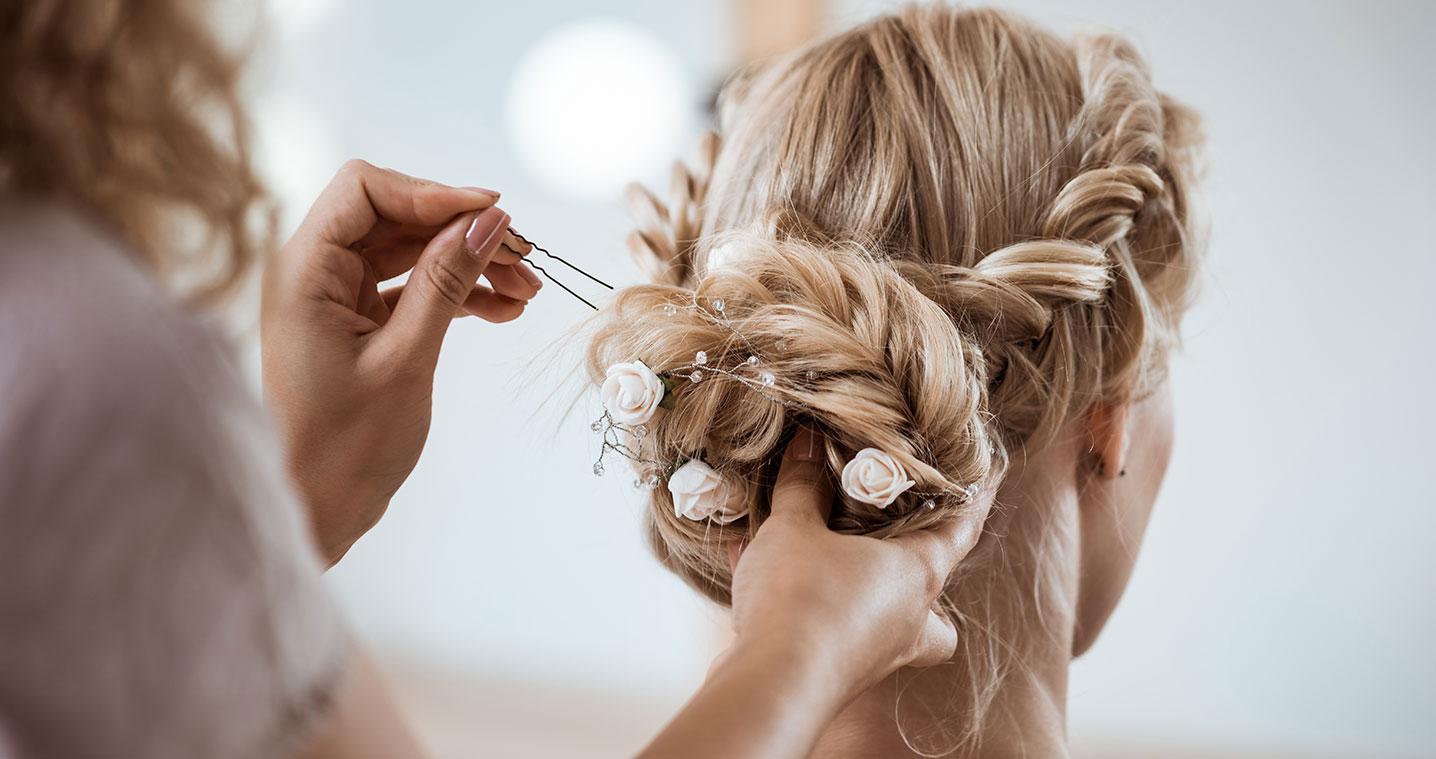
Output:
[690, 370, 703, 383]
[760, 372, 776, 387]
[695, 351, 708, 365]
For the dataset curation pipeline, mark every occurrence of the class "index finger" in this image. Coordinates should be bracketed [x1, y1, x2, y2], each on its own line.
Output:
[299, 159, 499, 248]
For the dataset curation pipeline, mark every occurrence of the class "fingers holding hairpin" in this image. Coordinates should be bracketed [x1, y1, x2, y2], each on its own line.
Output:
[357, 223, 525, 282]
[460, 282, 528, 323]
[502, 229, 534, 256]
[491, 247, 524, 266]
[379, 278, 529, 324]
[482, 260, 543, 301]
[496, 227, 615, 311]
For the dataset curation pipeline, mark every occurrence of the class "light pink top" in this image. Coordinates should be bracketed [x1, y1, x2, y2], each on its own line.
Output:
[0, 200, 348, 758]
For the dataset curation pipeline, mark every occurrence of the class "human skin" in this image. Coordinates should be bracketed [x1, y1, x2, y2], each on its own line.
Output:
[268, 162, 995, 758]
[811, 384, 1175, 758]
[261, 159, 541, 566]
[635, 424, 995, 759]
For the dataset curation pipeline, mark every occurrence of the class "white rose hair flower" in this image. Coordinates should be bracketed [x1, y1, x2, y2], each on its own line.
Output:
[668, 459, 747, 524]
[841, 447, 916, 509]
[601, 360, 671, 425]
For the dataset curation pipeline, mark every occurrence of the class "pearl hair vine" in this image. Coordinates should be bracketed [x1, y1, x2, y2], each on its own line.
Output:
[591, 294, 986, 523]
[591, 295, 787, 481]
[500, 232, 987, 514]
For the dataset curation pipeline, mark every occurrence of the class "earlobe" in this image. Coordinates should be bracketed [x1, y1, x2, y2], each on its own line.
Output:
[1085, 401, 1132, 481]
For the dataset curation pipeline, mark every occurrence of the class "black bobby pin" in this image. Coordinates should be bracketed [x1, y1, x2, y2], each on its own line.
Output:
[506, 228, 614, 311]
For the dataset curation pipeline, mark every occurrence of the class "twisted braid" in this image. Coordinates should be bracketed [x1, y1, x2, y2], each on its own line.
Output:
[590, 18, 1201, 573]
[623, 131, 720, 287]
[585, 6, 1204, 752]
[589, 222, 999, 600]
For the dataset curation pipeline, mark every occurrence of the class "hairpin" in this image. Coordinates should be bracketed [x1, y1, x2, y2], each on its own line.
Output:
[506, 228, 614, 310]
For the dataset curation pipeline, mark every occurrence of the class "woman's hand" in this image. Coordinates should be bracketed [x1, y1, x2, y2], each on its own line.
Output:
[638, 425, 993, 759]
[727, 424, 990, 695]
[261, 160, 541, 566]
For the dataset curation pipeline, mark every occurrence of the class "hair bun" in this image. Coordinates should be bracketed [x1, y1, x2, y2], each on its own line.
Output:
[587, 225, 1000, 601]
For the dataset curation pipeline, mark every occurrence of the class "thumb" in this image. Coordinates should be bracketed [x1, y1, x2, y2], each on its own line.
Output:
[381, 205, 510, 362]
[769, 424, 835, 527]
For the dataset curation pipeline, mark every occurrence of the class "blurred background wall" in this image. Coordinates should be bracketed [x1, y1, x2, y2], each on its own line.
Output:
[243, 0, 1436, 756]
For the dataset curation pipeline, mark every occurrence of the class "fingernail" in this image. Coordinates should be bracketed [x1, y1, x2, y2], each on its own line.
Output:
[460, 186, 500, 199]
[465, 206, 509, 259]
[514, 261, 543, 289]
[793, 424, 823, 461]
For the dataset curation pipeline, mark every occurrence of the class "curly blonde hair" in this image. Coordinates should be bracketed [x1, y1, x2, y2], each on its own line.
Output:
[0, 0, 270, 305]
[588, 5, 1204, 749]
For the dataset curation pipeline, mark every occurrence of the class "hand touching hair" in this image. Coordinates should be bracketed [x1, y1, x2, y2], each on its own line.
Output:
[589, 210, 1112, 601]
[587, 4, 1204, 750]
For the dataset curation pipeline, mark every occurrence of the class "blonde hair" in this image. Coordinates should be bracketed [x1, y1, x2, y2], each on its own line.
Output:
[0, 0, 270, 305]
[587, 5, 1203, 749]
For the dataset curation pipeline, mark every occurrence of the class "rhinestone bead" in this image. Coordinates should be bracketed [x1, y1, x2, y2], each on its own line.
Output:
[663, 303, 678, 316]
[745, 355, 759, 366]
[760, 371, 776, 387]
[632, 478, 644, 489]
[695, 351, 708, 365]
[805, 370, 817, 381]
[646, 474, 662, 489]
[923, 499, 937, 510]
[632, 424, 648, 440]
[593, 462, 605, 476]
[690, 370, 703, 383]
[590, 420, 603, 433]
[712, 298, 726, 313]
[776, 340, 789, 352]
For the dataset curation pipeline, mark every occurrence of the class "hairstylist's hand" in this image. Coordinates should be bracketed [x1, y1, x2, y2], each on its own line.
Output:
[729, 423, 993, 695]
[261, 160, 542, 566]
[638, 425, 993, 759]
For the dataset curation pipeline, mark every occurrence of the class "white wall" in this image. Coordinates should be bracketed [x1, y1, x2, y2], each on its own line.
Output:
[250, 1, 1436, 755]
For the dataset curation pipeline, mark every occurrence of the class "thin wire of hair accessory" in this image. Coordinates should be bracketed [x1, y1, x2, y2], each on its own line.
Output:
[589, 293, 986, 522]
[505, 228, 614, 310]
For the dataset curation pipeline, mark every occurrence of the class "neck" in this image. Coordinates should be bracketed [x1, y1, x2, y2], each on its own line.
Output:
[813, 433, 1084, 759]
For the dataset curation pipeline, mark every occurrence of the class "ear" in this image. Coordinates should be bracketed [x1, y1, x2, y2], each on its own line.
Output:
[1085, 401, 1132, 480]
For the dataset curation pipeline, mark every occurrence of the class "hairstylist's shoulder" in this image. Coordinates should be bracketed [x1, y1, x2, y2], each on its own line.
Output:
[0, 200, 350, 758]
[0, 197, 310, 580]
[0, 200, 222, 412]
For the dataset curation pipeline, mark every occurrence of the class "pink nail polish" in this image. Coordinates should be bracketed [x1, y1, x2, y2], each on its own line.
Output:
[793, 424, 823, 461]
[465, 206, 509, 259]
[461, 186, 500, 199]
